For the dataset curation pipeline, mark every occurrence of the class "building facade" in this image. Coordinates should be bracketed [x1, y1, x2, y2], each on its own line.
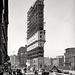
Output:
[44, 57, 51, 66]
[18, 46, 27, 68]
[64, 48, 75, 70]
[27, 0, 45, 70]
[52, 56, 64, 69]
[0, 0, 9, 65]
[10, 55, 19, 69]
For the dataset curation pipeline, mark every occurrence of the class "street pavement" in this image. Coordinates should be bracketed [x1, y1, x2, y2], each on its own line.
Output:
[25, 72, 42, 75]
[25, 72, 74, 75]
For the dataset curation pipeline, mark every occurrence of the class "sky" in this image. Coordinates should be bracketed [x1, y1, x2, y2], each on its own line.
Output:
[8, 0, 75, 58]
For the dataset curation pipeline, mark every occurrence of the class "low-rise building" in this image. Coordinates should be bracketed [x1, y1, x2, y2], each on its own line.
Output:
[52, 56, 64, 69]
[64, 48, 75, 70]
[44, 57, 51, 66]
[18, 46, 27, 68]
[10, 55, 19, 69]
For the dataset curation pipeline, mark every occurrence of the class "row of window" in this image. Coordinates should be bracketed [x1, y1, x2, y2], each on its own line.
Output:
[27, 31, 44, 45]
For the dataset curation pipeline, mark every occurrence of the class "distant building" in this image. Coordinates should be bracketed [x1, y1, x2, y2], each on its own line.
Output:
[43, 58, 53, 70]
[52, 58, 58, 67]
[10, 55, 19, 69]
[18, 46, 27, 68]
[64, 48, 75, 70]
[44, 57, 51, 66]
[52, 56, 64, 69]
[0, 0, 9, 65]
[27, 0, 45, 70]
[56, 56, 64, 69]
[50, 58, 53, 66]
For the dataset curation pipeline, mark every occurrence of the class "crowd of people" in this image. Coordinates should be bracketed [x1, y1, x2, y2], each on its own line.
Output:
[12, 69, 23, 75]
[0, 67, 61, 75]
[0, 68, 24, 75]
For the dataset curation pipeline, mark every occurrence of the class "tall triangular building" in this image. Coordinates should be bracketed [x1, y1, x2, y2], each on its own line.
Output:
[27, 0, 45, 70]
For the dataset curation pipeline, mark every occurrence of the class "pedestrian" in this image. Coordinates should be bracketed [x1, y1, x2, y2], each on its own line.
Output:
[9, 72, 12, 75]
[9, 69, 12, 75]
[13, 71, 16, 75]
[24, 68, 27, 73]
[0, 72, 3, 75]
[17, 69, 23, 75]
[34, 70, 38, 75]
[42, 69, 45, 75]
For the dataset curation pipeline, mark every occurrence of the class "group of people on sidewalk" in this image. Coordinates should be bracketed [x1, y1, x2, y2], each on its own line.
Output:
[0, 69, 24, 75]
[12, 69, 23, 75]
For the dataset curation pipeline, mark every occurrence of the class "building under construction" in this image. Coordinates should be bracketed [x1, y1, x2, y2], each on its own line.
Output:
[0, 0, 9, 66]
[27, 0, 45, 70]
